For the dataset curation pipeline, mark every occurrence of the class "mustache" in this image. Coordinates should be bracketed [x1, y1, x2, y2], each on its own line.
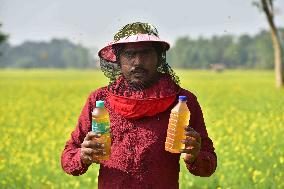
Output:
[130, 67, 148, 74]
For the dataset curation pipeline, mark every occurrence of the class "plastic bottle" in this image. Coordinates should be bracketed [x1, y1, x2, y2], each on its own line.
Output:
[92, 100, 111, 161]
[165, 96, 190, 153]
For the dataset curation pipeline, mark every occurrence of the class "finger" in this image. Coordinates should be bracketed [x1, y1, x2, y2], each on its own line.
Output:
[81, 140, 104, 149]
[186, 133, 201, 144]
[84, 132, 101, 141]
[185, 131, 200, 140]
[182, 140, 201, 150]
[82, 155, 93, 165]
[81, 140, 93, 148]
[81, 147, 95, 155]
[93, 133, 102, 138]
[185, 130, 199, 137]
[91, 139, 105, 149]
[180, 148, 194, 154]
[182, 137, 201, 145]
[93, 149, 106, 156]
[180, 147, 199, 155]
[181, 138, 198, 145]
[181, 140, 201, 152]
[80, 150, 94, 165]
[84, 132, 95, 141]
[181, 145, 194, 151]
[184, 126, 195, 132]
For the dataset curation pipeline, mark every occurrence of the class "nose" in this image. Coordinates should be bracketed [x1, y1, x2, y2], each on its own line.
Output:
[132, 53, 144, 66]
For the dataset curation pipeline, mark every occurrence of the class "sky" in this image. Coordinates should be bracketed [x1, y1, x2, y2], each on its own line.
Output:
[0, 0, 283, 49]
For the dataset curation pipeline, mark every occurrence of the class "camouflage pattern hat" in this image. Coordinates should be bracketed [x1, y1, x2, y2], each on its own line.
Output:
[98, 22, 170, 63]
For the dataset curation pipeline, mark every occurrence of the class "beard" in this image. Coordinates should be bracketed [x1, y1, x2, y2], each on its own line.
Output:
[125, 68, 159, 91]
[128, 77, 152, 91]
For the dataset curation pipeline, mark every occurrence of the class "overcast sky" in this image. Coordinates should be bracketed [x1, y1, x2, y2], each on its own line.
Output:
[0, 0, 283, 49]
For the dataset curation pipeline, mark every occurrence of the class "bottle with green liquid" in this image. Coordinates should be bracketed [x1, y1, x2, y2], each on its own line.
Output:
[165, 96, 190, 153]
[92, 100, 111, 161]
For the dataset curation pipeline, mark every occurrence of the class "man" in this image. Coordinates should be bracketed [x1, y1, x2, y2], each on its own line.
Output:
[61, 22, 217, 189]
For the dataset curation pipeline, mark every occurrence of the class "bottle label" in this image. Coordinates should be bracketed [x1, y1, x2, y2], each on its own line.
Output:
[92, 121, 110, 134]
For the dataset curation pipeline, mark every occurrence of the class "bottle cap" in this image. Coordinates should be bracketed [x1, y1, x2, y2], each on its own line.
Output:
[179, 96, 187, 101]
[96, 100, 105, 107]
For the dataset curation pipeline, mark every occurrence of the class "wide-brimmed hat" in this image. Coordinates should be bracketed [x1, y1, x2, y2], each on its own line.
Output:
[98, 22, 170, 63]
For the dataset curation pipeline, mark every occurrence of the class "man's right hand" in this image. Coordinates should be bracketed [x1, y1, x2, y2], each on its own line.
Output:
[80, 131, 105, 165]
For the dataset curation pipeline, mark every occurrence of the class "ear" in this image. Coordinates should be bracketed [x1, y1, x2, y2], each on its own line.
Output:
[156, 56, 162, 68]
[157, 61, 162, 68]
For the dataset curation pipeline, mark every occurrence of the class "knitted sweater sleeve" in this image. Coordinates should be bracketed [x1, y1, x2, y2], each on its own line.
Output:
[182, 90, 217, 177]
[61, 89, 103, 176]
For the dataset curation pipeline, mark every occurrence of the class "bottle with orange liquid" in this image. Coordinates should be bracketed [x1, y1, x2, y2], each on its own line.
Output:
[165, 96, 190, 153]
[92, 100, 111, 161]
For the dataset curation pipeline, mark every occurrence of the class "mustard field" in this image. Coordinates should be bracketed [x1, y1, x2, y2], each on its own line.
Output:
[0, 69, 283, 189]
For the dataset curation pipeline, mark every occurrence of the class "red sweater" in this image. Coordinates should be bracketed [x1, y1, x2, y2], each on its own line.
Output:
[61, 79, 217, 189]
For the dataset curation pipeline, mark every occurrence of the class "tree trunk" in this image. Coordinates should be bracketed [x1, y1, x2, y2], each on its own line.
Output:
[261, 0, 283, 88]
[270, 27, 283, 88]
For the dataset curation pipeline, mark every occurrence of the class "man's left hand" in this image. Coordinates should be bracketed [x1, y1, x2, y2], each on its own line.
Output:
[180, 126, 201, 163]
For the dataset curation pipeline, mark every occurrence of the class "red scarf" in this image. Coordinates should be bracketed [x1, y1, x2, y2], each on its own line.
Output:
[106, 75, 180, 119]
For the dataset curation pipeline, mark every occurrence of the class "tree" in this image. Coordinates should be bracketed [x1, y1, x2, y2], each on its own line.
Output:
[0, 23, 8, 55]
[0, 39, 97, 68]
[254, 0, 283, 88]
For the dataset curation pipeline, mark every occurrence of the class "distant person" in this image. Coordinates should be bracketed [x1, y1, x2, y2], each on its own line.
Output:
[61, 22, 217, 188]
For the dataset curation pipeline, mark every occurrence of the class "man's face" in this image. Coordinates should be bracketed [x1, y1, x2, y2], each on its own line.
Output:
[119, 42, 159, 89]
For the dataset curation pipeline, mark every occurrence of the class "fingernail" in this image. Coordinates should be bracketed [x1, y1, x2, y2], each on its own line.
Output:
[101, 144, 105, 147]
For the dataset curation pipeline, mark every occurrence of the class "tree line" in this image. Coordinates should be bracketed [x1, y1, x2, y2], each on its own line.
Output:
[0, 39, 97, 68]
[0, 29, 283, 69]
[167, 28, 284, 69]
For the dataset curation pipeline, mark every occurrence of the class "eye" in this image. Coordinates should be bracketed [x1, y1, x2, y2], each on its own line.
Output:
[123, 51, 136, 59]
[142, 49, 152, 55]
